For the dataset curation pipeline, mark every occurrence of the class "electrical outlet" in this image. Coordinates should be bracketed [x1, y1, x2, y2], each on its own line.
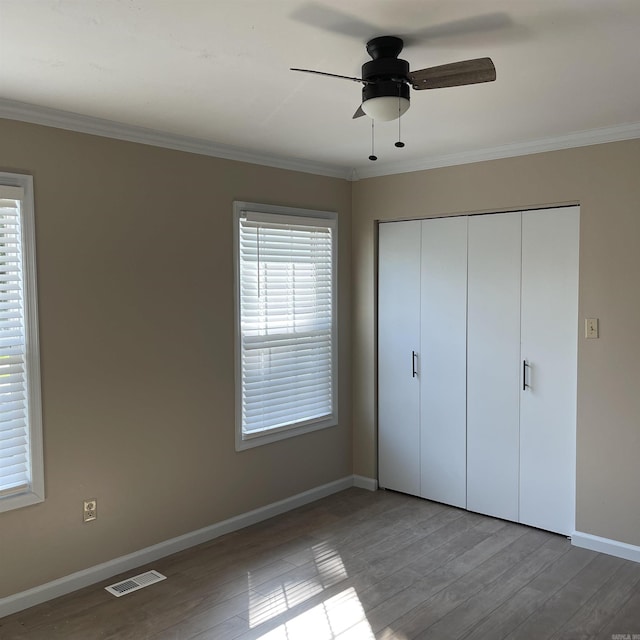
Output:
[83, 499, 97, 523]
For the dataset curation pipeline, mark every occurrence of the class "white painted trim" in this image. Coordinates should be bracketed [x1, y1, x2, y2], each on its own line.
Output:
[0, 98, 351, 181]
[353, 475, 378, 491]
[354, 121, 640, 179]
[571, 531, 640, 564]
[0, 172, 44, 514]
[233, 201, 339, 452]
[0, 475, 364, 618]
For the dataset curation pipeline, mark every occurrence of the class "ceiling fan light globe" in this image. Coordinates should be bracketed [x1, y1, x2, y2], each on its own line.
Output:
[362, 96, 410, 121]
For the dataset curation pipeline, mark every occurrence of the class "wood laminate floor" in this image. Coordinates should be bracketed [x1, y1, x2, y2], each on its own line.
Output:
[2, 488, 640, 639]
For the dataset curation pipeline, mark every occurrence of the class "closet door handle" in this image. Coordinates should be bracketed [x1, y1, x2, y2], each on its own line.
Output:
[523, 360, 530, 391]
[412, 351, 418, 378]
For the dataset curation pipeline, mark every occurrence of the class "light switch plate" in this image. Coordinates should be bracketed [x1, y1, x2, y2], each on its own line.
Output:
[585, 318, 599, 339]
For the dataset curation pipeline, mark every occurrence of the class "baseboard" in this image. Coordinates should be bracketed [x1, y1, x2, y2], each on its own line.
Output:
[353, 475, 378, 491]
[572, 531, 640, 564]
[0, 474, 361, 618]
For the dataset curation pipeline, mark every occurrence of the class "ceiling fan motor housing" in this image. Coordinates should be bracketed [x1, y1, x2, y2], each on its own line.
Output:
[361, 61, 410, 103]
[361, 36, 410, 105]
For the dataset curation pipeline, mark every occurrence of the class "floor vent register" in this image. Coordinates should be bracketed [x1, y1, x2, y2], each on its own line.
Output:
[105, 570, 167, 597]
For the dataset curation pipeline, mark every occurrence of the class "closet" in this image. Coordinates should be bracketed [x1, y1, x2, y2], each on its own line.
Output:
[378, 207, 579, 535]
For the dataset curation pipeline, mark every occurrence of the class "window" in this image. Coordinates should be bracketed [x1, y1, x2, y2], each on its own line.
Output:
[234, 202, 337, 450]
[0, 172, 44, 512]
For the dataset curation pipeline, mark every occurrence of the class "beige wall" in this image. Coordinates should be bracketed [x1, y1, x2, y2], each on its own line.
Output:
[352, 140, 640, 548]
[0, 119, 352, 598]
[2, 115, 638, 599]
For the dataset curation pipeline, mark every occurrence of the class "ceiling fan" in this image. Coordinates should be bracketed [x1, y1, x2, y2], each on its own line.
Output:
[291, 35, 496, 123]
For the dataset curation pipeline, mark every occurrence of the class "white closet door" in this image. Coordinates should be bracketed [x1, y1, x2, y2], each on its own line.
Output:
[378, 221, 421, 495]
[420, 216, 468, 507]
[467, 212, 522, 521]
[520, 207, 579, 535]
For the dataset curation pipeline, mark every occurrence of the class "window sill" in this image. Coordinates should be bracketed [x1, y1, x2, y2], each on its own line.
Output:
[235, 415, 338, 451]
[0, 488, 45, 514]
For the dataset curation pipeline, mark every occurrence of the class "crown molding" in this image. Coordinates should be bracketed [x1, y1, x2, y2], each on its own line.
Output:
[354, 121, 640, 179]
[0, 98, 352, 181]
[3, 98, 639, 183]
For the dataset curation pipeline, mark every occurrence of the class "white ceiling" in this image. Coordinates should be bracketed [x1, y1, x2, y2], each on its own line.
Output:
[1, 0, 640, 179]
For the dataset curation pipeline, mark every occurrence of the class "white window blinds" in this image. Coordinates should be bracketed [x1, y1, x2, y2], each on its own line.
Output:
[0, 177, 43, 511]
[0, 186, 31, 497]
[238, 210, 336, 439]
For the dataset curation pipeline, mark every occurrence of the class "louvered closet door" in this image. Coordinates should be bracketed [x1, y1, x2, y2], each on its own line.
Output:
[378, 221, 421, 495]
[467, 212, 522, 521]
[519, 207, 579, 535]
[420, 216, 468, 507]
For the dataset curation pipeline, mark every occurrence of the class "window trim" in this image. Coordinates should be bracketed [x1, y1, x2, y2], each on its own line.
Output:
[0, 172, 44, 513]
[233, 201, 338, 451]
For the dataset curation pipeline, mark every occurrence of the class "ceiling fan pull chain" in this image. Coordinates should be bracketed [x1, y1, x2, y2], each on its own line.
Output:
[369, 120, 377, 161]
[395, 86, 405, 148]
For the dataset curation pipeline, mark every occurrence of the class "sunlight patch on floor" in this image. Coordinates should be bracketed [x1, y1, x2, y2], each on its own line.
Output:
[377, 629, 409, 640]
[248, 541, 349, 628]
[256, 587, 374, 640]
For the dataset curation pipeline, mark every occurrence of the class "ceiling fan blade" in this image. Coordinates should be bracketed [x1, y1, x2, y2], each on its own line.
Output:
[290, 68, 368, 84]
[291, 4, 520, 48]
[352, 105, 365, 119]
[403, 13, 513, 45]
[290, 2, 380, 39]
[408, 57, 496, 90]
